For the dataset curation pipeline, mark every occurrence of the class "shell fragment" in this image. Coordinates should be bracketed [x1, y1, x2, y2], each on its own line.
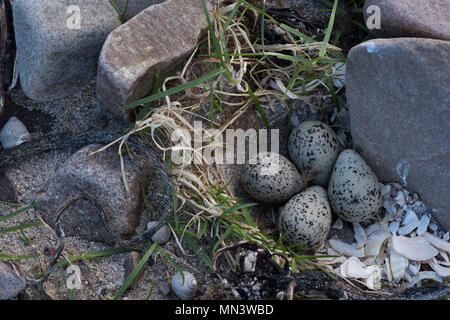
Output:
[428, 259, 450, 277]
[392, 235, 438, 261]
[416, 215, 430, 236]
[353, 222, 367, 248]
[407, 271, 443, 288]
[365, 230, 391, 257]
[422, 232, 450, 254]
[328, 239, 365, 258]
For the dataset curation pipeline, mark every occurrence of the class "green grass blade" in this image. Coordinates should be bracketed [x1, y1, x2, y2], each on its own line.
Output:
[0, 221, 41, 234]
[247, 86, 269, 128]
[0, 252, 38, 260]
[114, 243, 157, 300]
[54, 248, 135, 268]
[280, 23, 315, 43]
[182, 234, 213, 270]
[0, 202, 40, 222]
[122, 68, 225, 110]
[0, 200, 21, 207]
[319, 0, 338, 57]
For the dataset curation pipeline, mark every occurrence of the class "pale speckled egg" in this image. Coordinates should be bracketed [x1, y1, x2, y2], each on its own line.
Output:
[328, 149, 382, 222]
[279, 186, 332, 250]
[288, 121, 339, 186]
[240, 152, 302, 203]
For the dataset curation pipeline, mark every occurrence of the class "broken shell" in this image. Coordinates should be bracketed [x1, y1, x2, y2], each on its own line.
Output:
[397, 211, 419, 235]
[244, 250, 257, 272]
[328, 239, 365, 258]
[365, 230, 391, 257]
[392, 235, 438, 261]
[0, 117, 31, 150]
[332, 218, 344, 230]
[389, 221, 400, 235]
[340, 257, 370, 278]
[394, 192, 405, 207]
[416, 215, 430, 236]
[147, 222, 171, 245]
[407, 271, 442, 288]
[365, 222, 389, 236]
[388, 250, 409, 281]
[365, 266, 381, 290]
[408, 261, 421, 276]
[422, 232, 450, 254]
[428, 260, 450, 278]
[444, 232, 449, 242]
[353, 222, 367, 248]
[428, 223, 438, 232]
[384, 257, 393, 282]
[171, 271, 198, 300]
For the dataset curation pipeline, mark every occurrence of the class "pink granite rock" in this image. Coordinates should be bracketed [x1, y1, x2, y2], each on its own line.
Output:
[346, 38, 450, 231]
[38, 144, 154, 243]
[97, 0, 211, 122]
[364, 0, 450, 40]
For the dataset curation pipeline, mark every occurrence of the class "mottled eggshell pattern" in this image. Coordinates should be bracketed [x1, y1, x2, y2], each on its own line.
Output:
[240, 152, 302, 203]
[288, 121, 339, 186]
[279, 186, 332, 250]
[328, 149, 382, 222]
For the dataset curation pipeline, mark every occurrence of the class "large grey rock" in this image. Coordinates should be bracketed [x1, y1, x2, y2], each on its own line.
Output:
[96, 0, 210, 122]
[364, 0, 450, 41]
[346, 38, 450, 231]
[0, 262, 25, 300]
[37, 144, 154, 243]
[13, 0, 120, 102]
[113, 0, 165, 20]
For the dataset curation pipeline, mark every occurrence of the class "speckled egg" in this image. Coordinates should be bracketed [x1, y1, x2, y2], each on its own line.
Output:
[288, 121, 339, 186]
[279, 186, 332, 250]
[240, 152, 302, 203]
[328, 149, 382, 222]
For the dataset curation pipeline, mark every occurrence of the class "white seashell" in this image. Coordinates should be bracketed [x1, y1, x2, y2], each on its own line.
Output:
[394, 192, 405, 207]
[428, 259, 450, 277]
[438, 250, 450, 264]
[244, 250, 257, 272]
[365, 230, 391, 257]
[332, 218, 344, 230]
[382, 200, 397, 221]
[147, 222, 171, 245]
[444, 232, 449, 242]
[392, 235, 438, 261]
[389, 221, 400, 235]
[428, 223, 438, 232]
[407, 271, 443, 288]
[353, 222, 367, 248]
[389, 250, 409, 280]
[0, 117, 31, 150]
[416, 215, 430, 236]
[384, 257, 393, 282]
[398, 211, 420, 235]
[339, 257, 369, 278]
[365, 265, 381, 290]
[365, 222, 389, 236]
[171, 271, 198, 300]
[328, 239, 365, 258]
[422, 232, 450, 254]
[401, 209, 418, 226]
[408, 261, 421, 276]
